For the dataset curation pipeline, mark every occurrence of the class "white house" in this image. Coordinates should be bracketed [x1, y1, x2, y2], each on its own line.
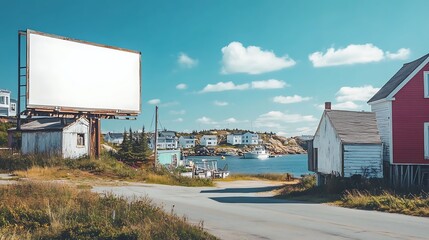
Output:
[227, 134, 242, 145]
[308, 107, 383, 184]
[242, 132, 259, 145]
[178, 136, 196, 148]
[17, 117, 89, 159]
[0, 89, 16, 117]
[150, 130, 178, 149]
[104, 132, 124, 145]
[200, 135, 217, 146]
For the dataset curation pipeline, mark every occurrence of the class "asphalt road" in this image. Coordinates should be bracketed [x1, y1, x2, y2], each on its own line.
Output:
[93, 181, 429, 240]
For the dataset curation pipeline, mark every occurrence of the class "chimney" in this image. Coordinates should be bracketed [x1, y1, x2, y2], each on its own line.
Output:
[325, 102, 331, 110]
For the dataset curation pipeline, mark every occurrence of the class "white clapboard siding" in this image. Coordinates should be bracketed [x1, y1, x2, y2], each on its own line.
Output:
[371, 101, 391, 163]
[62, 118, 90, 159]
[343, 144, 383, 178]
[313, 113, 342, 175]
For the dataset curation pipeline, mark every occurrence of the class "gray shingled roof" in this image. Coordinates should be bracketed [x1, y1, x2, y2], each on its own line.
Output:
[16, 118, 76, 131]
[326, 110, 381, 144]
[368, 53, 429, 103]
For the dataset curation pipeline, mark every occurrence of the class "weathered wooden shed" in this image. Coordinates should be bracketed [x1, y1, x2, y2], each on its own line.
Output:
[18, 117, 89, 159]
[308, 109, 383, 182]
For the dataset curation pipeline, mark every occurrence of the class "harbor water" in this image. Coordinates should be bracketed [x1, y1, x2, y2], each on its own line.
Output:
[187, 154, 311, 177]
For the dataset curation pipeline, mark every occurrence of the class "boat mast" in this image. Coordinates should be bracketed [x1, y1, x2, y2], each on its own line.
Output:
[154, 105, 159, 169]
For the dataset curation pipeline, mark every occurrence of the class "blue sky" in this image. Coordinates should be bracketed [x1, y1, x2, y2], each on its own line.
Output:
[1, 0, 428, 136]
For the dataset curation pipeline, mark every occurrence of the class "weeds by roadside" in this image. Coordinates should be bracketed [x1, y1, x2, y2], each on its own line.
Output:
[338, 190, 429, 217]
[277, 174, 429, 217]
[216, 173, 294, 182]
[2, 152, 213, 187]
[0, 182, 217, 239]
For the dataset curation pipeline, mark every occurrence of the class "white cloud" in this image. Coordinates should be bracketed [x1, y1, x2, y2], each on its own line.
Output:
[221, 41, 296, 74]
[160, 101, 179, 107]
[148, 99, 161, 105]
[385, 48, 410, 60]
[178, 53, 198, 68]
[336, 85, 380, 102]
[251, 79, 287, 89]
[295, 127, 315, 135]
[316, 101, 362, 110]
[196, 116, 217, 124]
[176, 83, 187, 90]
[255, 111, 317, 129]
[273, 95, 311, 104]
[200, 81, 249, 93]
[225, 117, 237, 123]
[309, 44, 410, 67]
[173, 118, 184, 122]
[200, 79, 288, 93]
[332, 101, 362, 110]
[213, 101, 229, 106]
[170, 110, 186, 115]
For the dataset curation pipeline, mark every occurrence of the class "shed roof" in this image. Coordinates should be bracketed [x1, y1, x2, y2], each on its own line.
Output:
[325, 110, 381, 144]
[12, 118, 81, 131]
[368, 53, 429, 103]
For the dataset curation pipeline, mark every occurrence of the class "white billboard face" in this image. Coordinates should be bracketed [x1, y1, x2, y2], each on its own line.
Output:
[27, 30, 141, 115]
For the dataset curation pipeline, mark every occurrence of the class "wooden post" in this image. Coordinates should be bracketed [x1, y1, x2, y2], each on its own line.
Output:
[90, 118, 101, 159]
[154, 106, 159, 169]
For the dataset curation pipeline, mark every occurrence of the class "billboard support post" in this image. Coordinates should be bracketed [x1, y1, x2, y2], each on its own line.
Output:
[89, 117, 101, 159]
[17, 30, 27, 131]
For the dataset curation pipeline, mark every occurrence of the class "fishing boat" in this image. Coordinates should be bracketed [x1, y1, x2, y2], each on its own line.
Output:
[243, 146, 269, 160]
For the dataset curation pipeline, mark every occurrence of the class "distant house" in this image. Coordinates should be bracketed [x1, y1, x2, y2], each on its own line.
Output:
[227, 134, 242, 145]
[178, 136, 196, 148]
[308, 106, 383, 184]
[242, 132, 259, 145]
[11, 117, 89, 159]
[0, 89, 16, 117]
[104, 132, 124, 145]
[368, 53, 429, 187]
[150, 130, 178, 149]
[200, 135, 217, 146]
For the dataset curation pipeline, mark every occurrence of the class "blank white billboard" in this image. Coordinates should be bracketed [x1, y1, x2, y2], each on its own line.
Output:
[27, 30, 141, 115]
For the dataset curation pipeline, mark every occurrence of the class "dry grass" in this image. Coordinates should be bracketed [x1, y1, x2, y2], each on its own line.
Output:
[0, 182, 217, 239]
[5, 153, 214, 187]
[337, 190, 429, 217]
[216, 173, 294, 182]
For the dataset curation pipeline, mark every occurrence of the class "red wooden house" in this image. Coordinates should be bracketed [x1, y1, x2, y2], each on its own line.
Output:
[368, 53, 429, 187]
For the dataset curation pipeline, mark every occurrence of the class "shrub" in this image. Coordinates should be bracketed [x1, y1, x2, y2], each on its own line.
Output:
[0, 182, 217, 239]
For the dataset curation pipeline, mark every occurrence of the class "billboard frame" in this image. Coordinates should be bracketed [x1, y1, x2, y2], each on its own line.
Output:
[24, 29, 141, 117]
[17, 29, 142, 158]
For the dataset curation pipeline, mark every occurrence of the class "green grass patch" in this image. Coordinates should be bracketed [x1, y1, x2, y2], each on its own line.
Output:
[0, 182, 217, 239]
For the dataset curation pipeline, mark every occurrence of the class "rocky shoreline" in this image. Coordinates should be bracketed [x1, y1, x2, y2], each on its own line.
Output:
[183, 135, 307, 156]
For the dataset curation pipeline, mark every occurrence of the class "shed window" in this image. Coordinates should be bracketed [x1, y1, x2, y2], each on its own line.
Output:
[424, 71, 429, 98]
[425, 123, 429, 159]
[77, 133, 85, 147]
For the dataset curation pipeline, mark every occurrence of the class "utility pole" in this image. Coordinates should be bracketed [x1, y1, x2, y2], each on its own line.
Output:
[154, 106, 159, 169]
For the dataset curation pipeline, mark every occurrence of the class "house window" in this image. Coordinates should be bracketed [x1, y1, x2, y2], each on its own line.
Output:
[0, 96, 4, 104]
[424, 71, 429, 98]
[77, 133, 85, 147]
[11, 103, 15, 111]
[425, 123, 429, 159]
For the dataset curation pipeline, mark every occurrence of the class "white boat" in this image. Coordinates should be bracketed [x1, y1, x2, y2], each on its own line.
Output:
[243, 146, 269, 160]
